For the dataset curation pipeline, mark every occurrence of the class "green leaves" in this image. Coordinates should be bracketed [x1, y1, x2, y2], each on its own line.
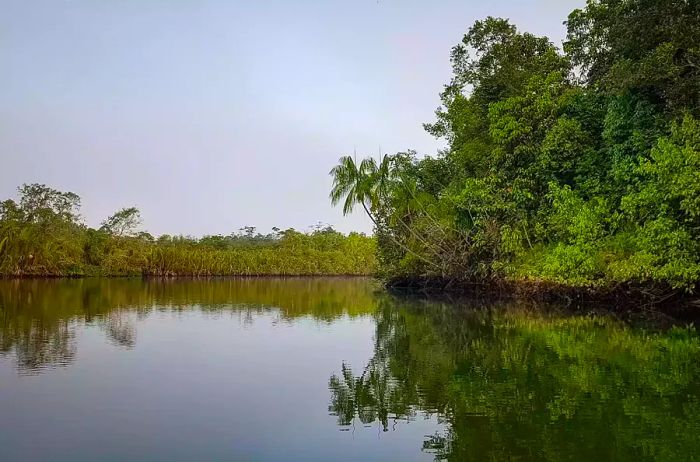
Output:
[564, 0, 700, 114]
[631, 116, 700, 221]
[349, 3, 700, 292]
[16, 183, 82, 226]
[100, 207, 142, 237]
[329, 155, 380, 219]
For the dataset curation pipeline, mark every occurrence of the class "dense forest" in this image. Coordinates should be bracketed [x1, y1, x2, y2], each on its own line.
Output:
[0, 184, 375, 277]
[331, 0, 700, 296]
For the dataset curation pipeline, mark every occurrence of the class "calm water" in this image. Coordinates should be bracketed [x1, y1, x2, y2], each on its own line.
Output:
[1, 278, 699, 461]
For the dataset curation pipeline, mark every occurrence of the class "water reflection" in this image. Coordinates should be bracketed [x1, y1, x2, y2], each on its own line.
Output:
[329, 296, 700, 460]
[2, 278, 700, 460]
[0, 277, 376, 374]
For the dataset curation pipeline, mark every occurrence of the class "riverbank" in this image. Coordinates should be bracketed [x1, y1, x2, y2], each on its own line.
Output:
[327, 3, 700, 306]
[0, 185, 377, 278]
[384, 276, 700, 310]
[0, 245, 378, 277]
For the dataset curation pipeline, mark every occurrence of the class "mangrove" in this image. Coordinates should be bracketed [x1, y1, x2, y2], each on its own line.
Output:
[0, 184, 375, 277]
[330, 0, 700, 302]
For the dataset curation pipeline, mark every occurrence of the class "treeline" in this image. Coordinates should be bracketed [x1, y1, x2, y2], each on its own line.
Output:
[330, 0, 700, 294]
[0, 184, 375, 277]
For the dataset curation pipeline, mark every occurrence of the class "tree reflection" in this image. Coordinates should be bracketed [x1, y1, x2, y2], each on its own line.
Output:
[328, 361, 411, 432]
[103, 311, 136, 348]
[328, 296, 700, 461]
[0, 277, 377, 373]
[11, 320, 76, 373]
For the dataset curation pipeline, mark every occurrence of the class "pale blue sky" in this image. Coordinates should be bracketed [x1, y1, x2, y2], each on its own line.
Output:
[0, 0, 584, 236]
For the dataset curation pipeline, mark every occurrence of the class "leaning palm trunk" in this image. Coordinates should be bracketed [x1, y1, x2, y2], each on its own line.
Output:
[363, 201, 440, 271]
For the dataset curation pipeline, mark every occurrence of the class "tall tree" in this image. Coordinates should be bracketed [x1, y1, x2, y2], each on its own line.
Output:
[565, 0, 700, 114]
[329, 155, 382, 225]
[100, 207, 142, 237]
[16, 183, 81, 225]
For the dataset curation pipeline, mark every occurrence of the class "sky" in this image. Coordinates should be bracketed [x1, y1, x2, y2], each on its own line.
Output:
[0, 0, 584, 237]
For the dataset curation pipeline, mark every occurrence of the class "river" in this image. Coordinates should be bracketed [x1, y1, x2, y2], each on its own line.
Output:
[1, 278, 698, 461]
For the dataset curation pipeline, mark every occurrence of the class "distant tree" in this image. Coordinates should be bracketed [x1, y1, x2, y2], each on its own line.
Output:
[17, 183, 81, 225]
[100, 207, 142, 237]
[239, 226, 257, 238]
[136, 231, 154, 242]
[310, 222, 336, 234]
[0, 200, 18, 218]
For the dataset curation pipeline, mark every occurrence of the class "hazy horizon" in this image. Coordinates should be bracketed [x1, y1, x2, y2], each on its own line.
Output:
[1, 0, 584, 237]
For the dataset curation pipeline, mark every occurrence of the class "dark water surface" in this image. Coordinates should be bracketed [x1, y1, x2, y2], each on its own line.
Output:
[1, 278, 699, 461]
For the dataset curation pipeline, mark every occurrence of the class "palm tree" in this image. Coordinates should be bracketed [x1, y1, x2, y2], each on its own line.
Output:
[330, 153, 440, 270]
[329, 155, 380, 225]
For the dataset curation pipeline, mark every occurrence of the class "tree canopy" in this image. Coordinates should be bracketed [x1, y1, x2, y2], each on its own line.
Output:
[331, 2, 700, 294]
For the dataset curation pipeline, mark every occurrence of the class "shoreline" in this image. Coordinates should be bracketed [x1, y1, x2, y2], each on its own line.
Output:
[3, 273, 697, 312]
[384, 276, 700, 311]
[0, 273, 375, 280]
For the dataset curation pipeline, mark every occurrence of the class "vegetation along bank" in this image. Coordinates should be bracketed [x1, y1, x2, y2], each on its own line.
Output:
[0, 184, 375, 277]
[330, 0, 700, 303]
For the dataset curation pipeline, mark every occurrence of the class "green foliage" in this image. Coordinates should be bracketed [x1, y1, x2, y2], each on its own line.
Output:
[0, 184, 376, 277]
[100, 207, 142, 237]
[564, 0, 700, 115]
[330, 3, 700, 293]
